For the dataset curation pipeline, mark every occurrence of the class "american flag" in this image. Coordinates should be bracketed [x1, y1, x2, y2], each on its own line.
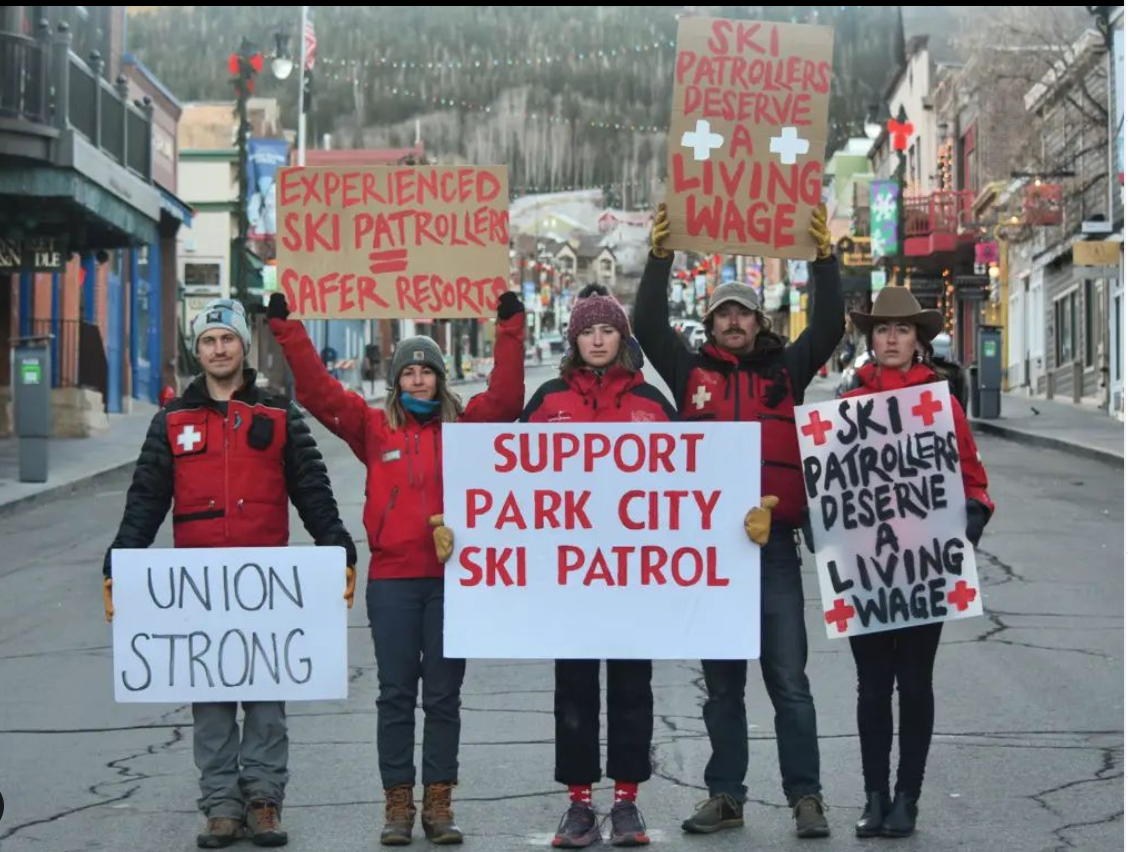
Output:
[303, 10, 317, 70]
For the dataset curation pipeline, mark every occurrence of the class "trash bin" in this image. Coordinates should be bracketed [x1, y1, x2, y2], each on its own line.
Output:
[14, 336, 52, 482]
[977, 325, 1003, 419]
[968, 364, 981, 419]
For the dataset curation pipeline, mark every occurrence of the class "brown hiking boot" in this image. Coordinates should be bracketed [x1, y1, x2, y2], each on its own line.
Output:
[422, 782, 463, 844]
[381, 784, 416, 846]
[197, 816, 244, 849]
[246, 799, 288, 847]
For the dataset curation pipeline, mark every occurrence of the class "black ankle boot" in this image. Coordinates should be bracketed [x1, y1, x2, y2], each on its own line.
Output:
[855, 791, 890, 838]
[881, 792, 918, 837]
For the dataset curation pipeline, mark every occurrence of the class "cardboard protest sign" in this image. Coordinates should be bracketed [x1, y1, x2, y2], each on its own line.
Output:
[666, 17, 834, 259]
[795, 383, 984, 639]
[111, 547, 348, 702]
[442, 423, 762, 659]
[277, 165, 510, 319]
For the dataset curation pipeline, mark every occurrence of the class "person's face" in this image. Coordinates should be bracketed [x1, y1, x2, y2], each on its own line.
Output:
[399, 365, 438, 400]
[197, 329, 245, 381]
[576, 324, 622, 368]
[712, 303, 759, 355]
[872, 321, 920, 372]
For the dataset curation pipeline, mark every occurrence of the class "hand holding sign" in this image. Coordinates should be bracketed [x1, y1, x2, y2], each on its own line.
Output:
[103, 577, 114, 623]
[431, 514, 454, 563]
[267, 292, 290, 321]
[809, 203, 832, 260]
[344, 565, 357, 609]
[744, 495, 779, 546]
[651, 204, 672, 259]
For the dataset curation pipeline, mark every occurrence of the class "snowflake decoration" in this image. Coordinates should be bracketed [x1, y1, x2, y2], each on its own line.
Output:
[870, 230, 888, 258]
[872, 192, 898, 222]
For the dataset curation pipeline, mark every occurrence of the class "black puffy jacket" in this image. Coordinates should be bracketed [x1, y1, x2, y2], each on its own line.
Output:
[104, 369, 356, 575]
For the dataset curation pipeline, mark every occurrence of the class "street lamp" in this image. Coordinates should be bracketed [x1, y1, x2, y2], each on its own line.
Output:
[229, 37, 262, 307]
[270, 32, 294, 81]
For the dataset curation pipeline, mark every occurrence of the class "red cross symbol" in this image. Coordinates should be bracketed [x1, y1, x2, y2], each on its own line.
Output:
[888, 118, 915, 152]
[801, 411, 834, 446]
[911, 391, 944, 426]
[824, 598, 856, 633]
[947, 581, 979, 612]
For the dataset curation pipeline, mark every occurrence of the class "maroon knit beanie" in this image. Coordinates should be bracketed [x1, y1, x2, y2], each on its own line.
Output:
[567, 295, 631, 346]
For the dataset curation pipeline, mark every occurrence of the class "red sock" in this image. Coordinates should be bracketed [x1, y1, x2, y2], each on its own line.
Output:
[614, 782, 639, 803]
[569, 785, 593, 806]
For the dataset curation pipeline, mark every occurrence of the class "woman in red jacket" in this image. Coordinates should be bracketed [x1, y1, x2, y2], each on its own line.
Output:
[521, 293, 776, 848]
[842, 287, 993, 840]
[267, 291, 525, 847]
[522, 292, 674, 848]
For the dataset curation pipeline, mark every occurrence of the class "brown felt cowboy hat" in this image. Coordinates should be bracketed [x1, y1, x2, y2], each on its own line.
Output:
[850, 287, 944, 342]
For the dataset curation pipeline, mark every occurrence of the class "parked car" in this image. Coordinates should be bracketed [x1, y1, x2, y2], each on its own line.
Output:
[672, 319, 706, 350]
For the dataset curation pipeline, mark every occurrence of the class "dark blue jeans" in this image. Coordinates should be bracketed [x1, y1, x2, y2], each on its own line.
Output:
[367, 578, 466, 789]
[702, 528, 821, 804]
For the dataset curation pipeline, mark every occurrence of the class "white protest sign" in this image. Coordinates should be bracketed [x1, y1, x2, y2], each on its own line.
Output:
[111, 547, 348, 702]
[442, 423, 761, 659]
[796, 383, 983, 639]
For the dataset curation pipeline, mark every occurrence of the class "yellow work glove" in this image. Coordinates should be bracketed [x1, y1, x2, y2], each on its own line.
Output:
[430, 514, 454, 563]
[103, 577, 114, 623]
[651, 203, 672, 259]
[744, 496, 781, 546]
[809, 202, 832, 260]
[344, 565, 356, 610]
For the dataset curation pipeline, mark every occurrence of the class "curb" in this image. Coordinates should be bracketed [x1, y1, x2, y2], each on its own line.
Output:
[970, 420, 1123, 468]
[0, 459, 137, 519]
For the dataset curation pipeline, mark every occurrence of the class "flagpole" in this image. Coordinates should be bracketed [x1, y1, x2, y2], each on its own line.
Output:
[297, 4, 308, 167]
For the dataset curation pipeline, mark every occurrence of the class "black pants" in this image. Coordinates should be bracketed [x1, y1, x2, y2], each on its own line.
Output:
[367, 578, 466, 789]
[554, 660, 653, 785]
[849, 623, 944, 797]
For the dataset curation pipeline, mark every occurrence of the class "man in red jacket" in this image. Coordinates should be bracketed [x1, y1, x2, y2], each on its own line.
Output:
[633, 204, 844, 839]
[103, 298, 357, 849]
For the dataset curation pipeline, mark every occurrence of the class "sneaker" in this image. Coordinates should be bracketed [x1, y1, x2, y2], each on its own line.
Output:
[422, 782, 464, 845]
[197, 816, 243, 849]
[381, 784, 416, 846]
[551, 802, 601, 848]
[246, 799, 287, 847]
[681, 793, 744, 834]
[608, 801, 650, 847]
[793, 794, 831, 839]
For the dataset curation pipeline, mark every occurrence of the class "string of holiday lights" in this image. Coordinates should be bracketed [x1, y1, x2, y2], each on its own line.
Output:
[316, 39, 677, 72]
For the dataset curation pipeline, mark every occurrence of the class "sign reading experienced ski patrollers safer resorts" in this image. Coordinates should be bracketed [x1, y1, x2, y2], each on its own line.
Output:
[666, 17, 834, 259]
[795, 383, 983, 639]
[442, 423, 762, 660]
[277, 165, 510, 319]
[111, 547, 348, 702]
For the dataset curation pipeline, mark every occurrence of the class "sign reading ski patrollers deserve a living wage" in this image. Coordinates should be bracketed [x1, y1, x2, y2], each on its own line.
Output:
[277, 165, 510, 319]
[442, 423, 762, 660]
[666, 18, 834, 259]
[112, 547, 348, 702]
[795, 384, 984, 639]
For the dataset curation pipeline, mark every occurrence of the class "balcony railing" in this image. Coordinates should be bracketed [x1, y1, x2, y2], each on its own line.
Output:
[0, 23, 152, 181]
[903, 191, 976, 237]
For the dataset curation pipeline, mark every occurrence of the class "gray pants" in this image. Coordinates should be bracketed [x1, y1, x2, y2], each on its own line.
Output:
[367, 578, 466, 789]
[193, 702, 289, 818]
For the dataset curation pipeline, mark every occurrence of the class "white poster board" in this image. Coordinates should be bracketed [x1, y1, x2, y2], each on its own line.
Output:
[111, 547, 348, 702]
[442, 423, 762, 659]
[796, 383, 984, 639]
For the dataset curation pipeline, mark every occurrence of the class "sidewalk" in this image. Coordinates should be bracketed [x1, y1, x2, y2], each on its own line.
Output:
[970, 391, 1124, 466]
[0, 402, 157, 517]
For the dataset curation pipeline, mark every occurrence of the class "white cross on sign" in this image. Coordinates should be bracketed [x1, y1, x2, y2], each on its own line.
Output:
[691, 385, 712, 410]
[177, 425, 203, 453]
[769, 127, 811, 165]
[681, 119, 725, 162]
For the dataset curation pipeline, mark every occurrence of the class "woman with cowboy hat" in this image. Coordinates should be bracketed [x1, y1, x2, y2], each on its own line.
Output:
[842, 287, 993, 839]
